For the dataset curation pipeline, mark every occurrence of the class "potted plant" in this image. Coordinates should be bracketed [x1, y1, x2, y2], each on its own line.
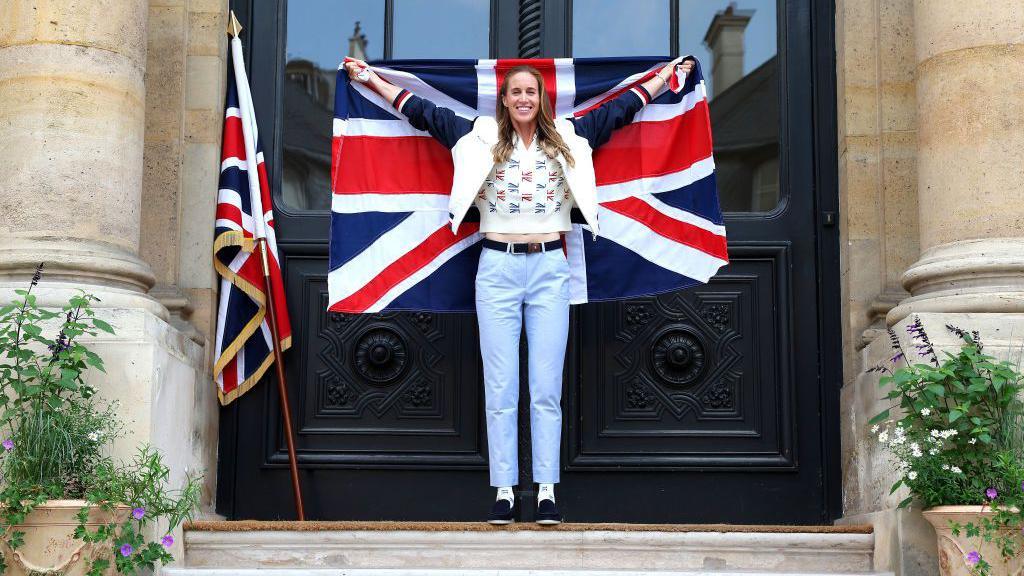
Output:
[870, 316, 1024, 576]
[0, 264, 201, 575]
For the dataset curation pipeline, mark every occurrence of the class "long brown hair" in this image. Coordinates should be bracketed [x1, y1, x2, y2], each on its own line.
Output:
[492, 66, 575, 168]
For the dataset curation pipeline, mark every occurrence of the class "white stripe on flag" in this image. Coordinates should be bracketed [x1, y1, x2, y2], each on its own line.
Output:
[632, 81, 707, 123]
[327, 211, 450, 303]
[215, 219, 243, 231]
[565, 225, 589, 305]
[553, 59, 577, 118]
[214, 276, 232, 360]
[221, 157, 248, 172]
[476, 61, 498, 116]
[363, 231, 483, 313]
[332, 193, 450, 214]
[597, 156, 716, 203]
[333, 117, 431, 138]
[597, 205, 728, 283]
[372, 66, 479, 118]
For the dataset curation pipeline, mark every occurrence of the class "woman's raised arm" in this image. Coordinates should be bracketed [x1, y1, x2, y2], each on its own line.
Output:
[569, 57, 694, 150]
[343, 57, 475, 150]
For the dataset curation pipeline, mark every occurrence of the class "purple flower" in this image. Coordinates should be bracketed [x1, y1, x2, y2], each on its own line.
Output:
[986, 487, 998, 500]
[1020, 480, 1024, 492]
[120, 544, 133, 557]
[966, 550, 981, 565]
[131, 507, 145, 520]
[891, 352, 904, 363]
[2, 439, 13, 451]
[161, 534, 174, 548]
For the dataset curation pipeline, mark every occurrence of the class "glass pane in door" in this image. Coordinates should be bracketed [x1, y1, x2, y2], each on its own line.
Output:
[573, 0, 670, 57]
[680, 0, 779, 212]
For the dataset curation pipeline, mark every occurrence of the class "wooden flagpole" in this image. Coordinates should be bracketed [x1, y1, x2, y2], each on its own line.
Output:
[228, 10, 306, 521]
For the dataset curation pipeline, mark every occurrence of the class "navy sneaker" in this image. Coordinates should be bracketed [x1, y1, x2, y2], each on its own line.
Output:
[535, 498, 561, 525]
[487, 498, 514, 525]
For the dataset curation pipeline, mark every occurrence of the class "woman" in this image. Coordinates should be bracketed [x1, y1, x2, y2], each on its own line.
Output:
[344, 55, 692, 524]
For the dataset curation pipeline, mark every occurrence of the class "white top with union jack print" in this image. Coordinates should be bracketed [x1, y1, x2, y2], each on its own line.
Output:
[474, 130, 575, 233]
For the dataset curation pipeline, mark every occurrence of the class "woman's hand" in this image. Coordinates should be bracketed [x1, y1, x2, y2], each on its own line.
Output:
[343, 57, 379, 84]
[343, 57, 403, 104]
[658, 56, 695, 82]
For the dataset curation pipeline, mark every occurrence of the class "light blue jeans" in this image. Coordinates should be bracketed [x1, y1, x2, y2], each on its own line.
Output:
[475, 244, 570, 487]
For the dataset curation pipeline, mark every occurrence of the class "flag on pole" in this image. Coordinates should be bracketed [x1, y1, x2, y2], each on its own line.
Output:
[328, 57, 727, 313]
[213, 37, 292, 405]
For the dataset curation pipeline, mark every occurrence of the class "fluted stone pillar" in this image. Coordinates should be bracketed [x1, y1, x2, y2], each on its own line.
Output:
[887, 0, 1024, 322]
[0, 0, 163, 317]
[0, 0, 207, 530]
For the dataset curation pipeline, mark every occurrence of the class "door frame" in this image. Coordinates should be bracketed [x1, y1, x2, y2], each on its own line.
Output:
[216, 0, 841, 522]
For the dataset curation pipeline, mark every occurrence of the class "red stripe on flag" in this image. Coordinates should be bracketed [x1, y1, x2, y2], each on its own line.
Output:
[602, 196, 729, 262]
[496, 59, 557, 118]
[332, 135, 455, 194]
[329, 223, 480, 313]
[592, 100, 713, 186]
[221, 116, 246, 162]
[215, 202, 244, 225]
[236, 251, 265, 294]
[222, 357, 238, 395]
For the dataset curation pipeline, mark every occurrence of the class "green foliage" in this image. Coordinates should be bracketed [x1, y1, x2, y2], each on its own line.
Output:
[0, 265, 201, 574]
[871, 317, 1024, 576]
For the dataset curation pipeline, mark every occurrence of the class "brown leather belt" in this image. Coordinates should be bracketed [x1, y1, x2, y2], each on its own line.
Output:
[481, 238, 563, 254]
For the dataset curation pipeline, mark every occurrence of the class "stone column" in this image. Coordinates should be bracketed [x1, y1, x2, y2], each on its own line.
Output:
[0, 0, 208, 527]
[0, 0, 163, 317]
[887, 0, 1024, 322]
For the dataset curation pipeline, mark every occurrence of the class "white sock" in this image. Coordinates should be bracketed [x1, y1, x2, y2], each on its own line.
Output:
[496, 486, 514, 504]
[538, 483, 555, 503]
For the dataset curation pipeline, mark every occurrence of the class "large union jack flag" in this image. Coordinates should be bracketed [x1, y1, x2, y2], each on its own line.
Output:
[213, 37, 292, 405]
[329, 57, 727, 313]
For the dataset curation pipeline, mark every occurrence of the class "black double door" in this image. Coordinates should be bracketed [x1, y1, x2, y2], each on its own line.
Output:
[218, 0, 841, 524]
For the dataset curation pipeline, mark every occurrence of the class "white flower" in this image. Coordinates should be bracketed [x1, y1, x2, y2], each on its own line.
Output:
[87, 432, 99, 442]
[942, 464, 950, 471]
[930, 429, 941, 438]
[929, 448, 940, 455]
[920, 408, 931, 417]
[908, 471, 918, 480]
[910, 443, 923, 458]
[950, 466, 962, 474]
[871, 424, 880, 434]
[969, 438, 977, 445]
[878, 431, 890, 444]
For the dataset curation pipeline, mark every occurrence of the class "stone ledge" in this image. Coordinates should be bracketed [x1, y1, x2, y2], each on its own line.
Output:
[181, 527, 876, 573]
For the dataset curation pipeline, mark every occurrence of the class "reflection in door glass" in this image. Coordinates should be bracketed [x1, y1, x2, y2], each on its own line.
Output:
[573, 0, 671, 57]
[393, 0, 490, 59]
[281, 1, 490, 211]
[681, 1, 779, 213]
[282, 1, 385, 211]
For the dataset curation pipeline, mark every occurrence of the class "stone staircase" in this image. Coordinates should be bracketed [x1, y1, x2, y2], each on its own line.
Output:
[162, 522, 892, 576]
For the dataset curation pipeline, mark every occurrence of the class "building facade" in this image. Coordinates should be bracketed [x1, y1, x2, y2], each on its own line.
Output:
[0, 1, 1021, 574]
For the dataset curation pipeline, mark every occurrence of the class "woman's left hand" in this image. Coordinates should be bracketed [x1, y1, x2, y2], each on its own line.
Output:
[659, 56, 695, 80]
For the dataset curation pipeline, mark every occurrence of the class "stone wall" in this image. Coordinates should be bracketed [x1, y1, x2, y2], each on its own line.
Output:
[0, 0, 227, 534]
[837, 0, 1024, 574]
[141, 0, 229, 514]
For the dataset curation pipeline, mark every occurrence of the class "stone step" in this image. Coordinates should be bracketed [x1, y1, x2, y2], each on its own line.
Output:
[163, 565, 892, 569]
[175, 523, 883, 574]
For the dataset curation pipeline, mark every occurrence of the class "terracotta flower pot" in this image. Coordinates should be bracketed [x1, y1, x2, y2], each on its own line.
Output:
[923, 505, 1024, 576]
[0, 499, 130, 576]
